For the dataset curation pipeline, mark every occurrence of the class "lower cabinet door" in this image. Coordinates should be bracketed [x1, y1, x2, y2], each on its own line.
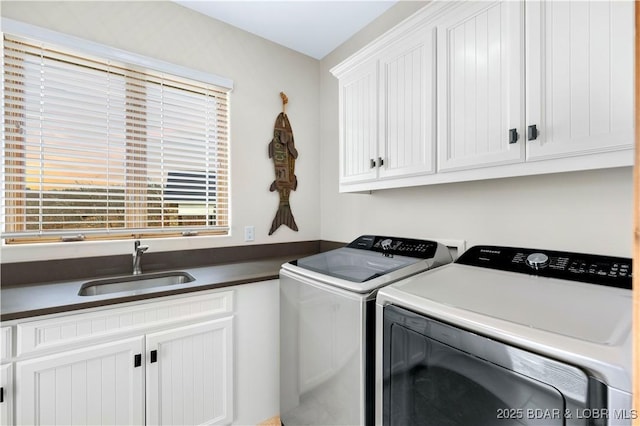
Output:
[1, 364, 13, 426]
[146, 317, 234, 426]
[15, 336, 145, 425]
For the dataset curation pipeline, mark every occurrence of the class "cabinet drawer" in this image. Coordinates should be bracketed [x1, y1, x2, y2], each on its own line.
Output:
[17, 290, 233, 356]
[1, 327, 12, 361]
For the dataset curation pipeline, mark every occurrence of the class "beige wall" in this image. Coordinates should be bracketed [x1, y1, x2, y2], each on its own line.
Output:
[1, 1, 321, 262]
[319, 1, 634, 257]
[1, 1, 634, 261]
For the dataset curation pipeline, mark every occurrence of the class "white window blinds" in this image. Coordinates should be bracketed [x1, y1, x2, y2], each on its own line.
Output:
[2, 32, 231, 243]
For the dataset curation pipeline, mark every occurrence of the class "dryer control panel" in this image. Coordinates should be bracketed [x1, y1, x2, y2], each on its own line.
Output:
[456, 245, 632, 289]
[347, 235, 439, 259]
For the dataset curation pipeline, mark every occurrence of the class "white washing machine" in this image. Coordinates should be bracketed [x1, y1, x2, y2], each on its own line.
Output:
[280, 235, 454, 426]
[376, 245, 633, 426]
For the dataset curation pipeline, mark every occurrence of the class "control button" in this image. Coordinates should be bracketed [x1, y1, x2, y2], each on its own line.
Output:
[526, 253, 549, 270]
[550, 257, 568, 270]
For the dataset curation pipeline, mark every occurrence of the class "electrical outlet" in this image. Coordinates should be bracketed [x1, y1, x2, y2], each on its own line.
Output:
[244, 225, 255, 242]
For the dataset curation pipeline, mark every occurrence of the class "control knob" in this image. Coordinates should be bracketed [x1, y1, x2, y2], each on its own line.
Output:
[380, 239, 393, 251]
[526, 253, 549, 270]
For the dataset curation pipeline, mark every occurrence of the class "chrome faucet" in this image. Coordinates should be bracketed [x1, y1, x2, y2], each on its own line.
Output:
[133, 240, 149, 275]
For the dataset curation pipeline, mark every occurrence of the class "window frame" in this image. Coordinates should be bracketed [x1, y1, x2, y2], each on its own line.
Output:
[1, 19, 234, 245]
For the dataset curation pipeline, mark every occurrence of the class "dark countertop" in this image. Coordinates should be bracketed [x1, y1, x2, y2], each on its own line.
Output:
[1, 256, 298, 321]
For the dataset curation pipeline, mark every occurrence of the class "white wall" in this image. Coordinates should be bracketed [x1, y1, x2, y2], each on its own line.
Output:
[1, 1, 321, 262]
[319, 2, 634, 257]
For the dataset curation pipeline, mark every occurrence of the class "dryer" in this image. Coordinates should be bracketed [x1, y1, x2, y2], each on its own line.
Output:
[376, 245, 633, 426]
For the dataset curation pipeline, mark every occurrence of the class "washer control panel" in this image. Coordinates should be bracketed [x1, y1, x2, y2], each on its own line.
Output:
[347, 235, 439, 259]
[457, 245, 632, 289]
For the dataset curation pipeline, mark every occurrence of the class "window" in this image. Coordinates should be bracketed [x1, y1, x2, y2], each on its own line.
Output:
[2, 24, 232, 244]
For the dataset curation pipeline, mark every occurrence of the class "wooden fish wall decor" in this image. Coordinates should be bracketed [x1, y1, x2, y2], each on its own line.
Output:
[268, 92, 299, 235]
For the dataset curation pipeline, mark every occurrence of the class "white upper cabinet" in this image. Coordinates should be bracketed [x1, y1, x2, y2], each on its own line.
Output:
[331, 4, 445, 192]
[378, 26, 436, 180]
[337, 59, 379, 185]
[525, 0, 635, 160]
[437, 1, 525, 172]
[331, 0, 634, 192]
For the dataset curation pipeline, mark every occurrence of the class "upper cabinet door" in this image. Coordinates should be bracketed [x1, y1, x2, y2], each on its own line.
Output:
[337, 60, 379, 184]
[526, 1, 634, 161]
[437, 1, 525, 172]
[378, 26, 436, 180]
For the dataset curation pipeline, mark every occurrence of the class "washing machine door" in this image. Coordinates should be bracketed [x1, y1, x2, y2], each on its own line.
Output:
[382, 305, 607, 426]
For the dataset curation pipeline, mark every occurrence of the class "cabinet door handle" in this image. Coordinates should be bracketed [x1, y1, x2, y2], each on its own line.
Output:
[0, 386, 4, 403]
[527, 124, 538, 141]
[134, 354, 142, 368]
[377, 157, 384, 167]
[509, 128, 519, 144]
[370, 159, 376, 169]
[150, 349, 158, 363]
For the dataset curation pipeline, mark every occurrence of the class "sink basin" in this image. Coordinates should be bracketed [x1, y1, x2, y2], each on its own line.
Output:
[78, 271, 195, 296]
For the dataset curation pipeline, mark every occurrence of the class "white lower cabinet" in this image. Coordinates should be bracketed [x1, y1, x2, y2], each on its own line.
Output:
[7, 289, 239, 426]
[146, 318, 233, 426]
[0, 364, 12, 426]
[16, 337, 145, 425]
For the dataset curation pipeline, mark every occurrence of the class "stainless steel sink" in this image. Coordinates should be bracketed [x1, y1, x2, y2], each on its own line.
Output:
[78, 271, 195, 296]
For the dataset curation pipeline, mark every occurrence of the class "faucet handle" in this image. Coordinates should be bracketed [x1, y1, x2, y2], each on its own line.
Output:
[133, 240, 149, 253]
